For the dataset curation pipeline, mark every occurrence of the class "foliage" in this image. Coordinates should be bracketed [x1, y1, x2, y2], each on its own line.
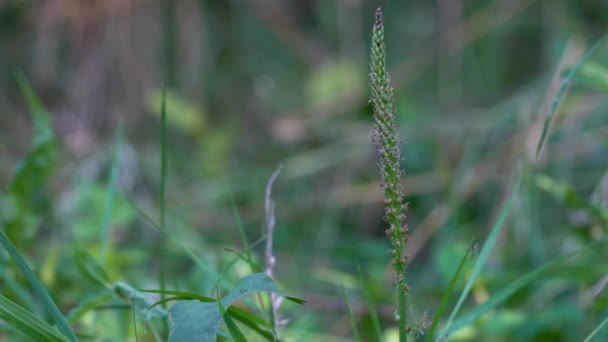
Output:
[1, 1, 608, 341]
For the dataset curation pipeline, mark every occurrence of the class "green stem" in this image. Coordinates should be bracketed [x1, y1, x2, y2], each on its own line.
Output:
[398, 271, 408, 342]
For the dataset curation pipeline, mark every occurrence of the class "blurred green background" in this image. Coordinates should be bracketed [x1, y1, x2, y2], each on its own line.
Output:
[1, 0, 608, 341]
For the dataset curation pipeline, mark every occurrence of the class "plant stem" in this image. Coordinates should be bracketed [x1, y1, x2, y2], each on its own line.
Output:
[369, 7, 409, 341]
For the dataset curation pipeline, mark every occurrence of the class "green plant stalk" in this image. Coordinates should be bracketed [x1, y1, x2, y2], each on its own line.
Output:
[159, 84, 169, 336]
[369, 7, 409, 341]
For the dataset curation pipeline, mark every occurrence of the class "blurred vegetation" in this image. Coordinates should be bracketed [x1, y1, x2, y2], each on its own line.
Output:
[1, 0, 608, 341]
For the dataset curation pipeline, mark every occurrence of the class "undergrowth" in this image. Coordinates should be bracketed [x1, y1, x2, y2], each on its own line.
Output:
[1, 5, 608, 342]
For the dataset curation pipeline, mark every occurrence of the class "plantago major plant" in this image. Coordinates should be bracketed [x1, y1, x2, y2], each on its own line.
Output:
[369, 7, 410, 341]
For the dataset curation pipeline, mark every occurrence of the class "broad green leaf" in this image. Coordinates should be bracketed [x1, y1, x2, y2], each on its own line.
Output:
[436, 179, 521, 340]
[0, 227, 77, 341]
[73, 248, 111, 288]
[169, 273, 304, 342]
[0, 295, 70, 342]
[142, 290, 274, 340]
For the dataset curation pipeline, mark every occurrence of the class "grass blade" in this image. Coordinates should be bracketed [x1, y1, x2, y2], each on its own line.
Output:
[445, 236, 608, 337]
[436, 179, 521, 340]
[159, 83, 169, 336]
[0, 228, 77, 341]
[357, 263, 382, 342]
[424, 240, 474, 342]
[218, 290, 247, 342]
[341, 283, 360, 341]
[535, 34, 608, 156]
[66, 294, 114, 324]
[229, 194, 256, 272]
[583, 315, 608, 342]
[100, 125, 123, 264]
[0, 294, 70, 342]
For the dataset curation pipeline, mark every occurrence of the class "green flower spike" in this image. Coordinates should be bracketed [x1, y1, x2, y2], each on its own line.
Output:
[369, 6, 410, 341]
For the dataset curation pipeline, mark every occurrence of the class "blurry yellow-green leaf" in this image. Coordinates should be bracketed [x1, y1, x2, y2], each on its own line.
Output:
[147, 89, 206, 134]
[307, 60, 365, 110]
[572, 61, 608, 92]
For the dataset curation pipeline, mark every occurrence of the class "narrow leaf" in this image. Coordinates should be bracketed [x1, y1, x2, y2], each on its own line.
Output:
[436, 179, 521, 340]
[218, 290, 247, 342]
[100, 125, 123, 263]
[0, 294, 70, 342]
[424, 241, 474, 342]
[0, 228, 77, 341]
[583, 315, 608, 342]
[444, 236, 608, 337]
[66, 294, 114, 324]
[536, 34, 608, 156]
[342, 283, 360, 341]
[357, 263, 383, 342]
[73, 248, 111, 288]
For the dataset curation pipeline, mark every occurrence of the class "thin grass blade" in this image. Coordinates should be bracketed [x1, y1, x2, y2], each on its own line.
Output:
[357, 263, 382, 342]
[341, 283, 360, 341]
[583, 315, 608, 342]
[229, 194, 257, 272]
[535, 34, 608, 156]
[100, 125, 123, 263]
[0, 228, 77, 341]
[0, 295, 70, 342]
[218, 290, 247, 342]
[424, 240, 474, 342]
[444, 236, 608, 337]
[159, 83, 169, 336]
[436, 179, 521, 340]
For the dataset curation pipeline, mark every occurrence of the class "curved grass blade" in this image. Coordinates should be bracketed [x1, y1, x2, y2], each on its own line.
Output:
[444, 236, 608, 337]
[0, 295, 70, 342]
[73, 248, 111, 288]
[122, 195, 233, 290]
[139, 289, 215, 302]
[229, 194, 256, 272]
[217, 290, 247, 342]
[583, 315, 608, 342]
[357, 263, 382, 342]
[424, 240, 474, 342]
[341, 283, 360, 341]
[0, 228, 77, 341]
[228, 306, 274, 340]
[435, 179, 521, 341]
[100, 125, 123, 264]
[66, 294, 114, 324]
[536, 34, 608, 156]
